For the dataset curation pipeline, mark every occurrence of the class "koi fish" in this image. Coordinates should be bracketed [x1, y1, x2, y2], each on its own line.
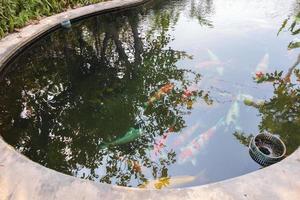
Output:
[207, 49, 219, 61]
[145, 83, 175, 107]
[178, 125, 217, 165]
[255, 53, 269, 74]
[101, 128, 141, 148]
[172, 122, 201, 148]
[197, 49, 224, 76]
[139, 175, 197, 189]
[152, 127, 174, 156]
[225, 100, 239, 126]
[140, 170, 206, 189]
[197, 60, 222, 68]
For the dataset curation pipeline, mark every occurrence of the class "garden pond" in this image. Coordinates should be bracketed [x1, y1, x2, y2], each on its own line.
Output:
[0, 0, 299, 189]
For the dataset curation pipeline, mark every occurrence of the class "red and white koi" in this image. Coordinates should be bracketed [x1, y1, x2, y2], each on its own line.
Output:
[178, 125, 217, 165]
[172, 122, 201, 148]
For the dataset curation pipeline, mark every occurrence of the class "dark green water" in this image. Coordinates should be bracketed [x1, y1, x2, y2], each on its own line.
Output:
[0, 0, 299, 189]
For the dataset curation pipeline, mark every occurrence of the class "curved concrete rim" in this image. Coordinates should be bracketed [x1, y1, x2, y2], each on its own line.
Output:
[0, 0, 299, 199]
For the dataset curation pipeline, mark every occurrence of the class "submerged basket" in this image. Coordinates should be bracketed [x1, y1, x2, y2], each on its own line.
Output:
[249, 133, 286, 166]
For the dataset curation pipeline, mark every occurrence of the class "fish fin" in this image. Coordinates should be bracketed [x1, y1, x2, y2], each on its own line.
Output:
[191, 159, 197, 166]
[195, 170, 206, 178]
[216, 67, 224, 76]
[207, 49, 219, 61]
[235, 125, 242, 131]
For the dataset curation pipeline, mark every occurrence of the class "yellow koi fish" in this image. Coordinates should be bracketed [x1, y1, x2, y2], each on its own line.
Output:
[139, 175, 197, 189]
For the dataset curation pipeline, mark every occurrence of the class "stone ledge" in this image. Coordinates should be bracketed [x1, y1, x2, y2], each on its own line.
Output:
[0, 0, 299, 199]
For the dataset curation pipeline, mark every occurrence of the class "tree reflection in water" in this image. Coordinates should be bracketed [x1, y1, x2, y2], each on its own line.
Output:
[0, 1, 214, 187]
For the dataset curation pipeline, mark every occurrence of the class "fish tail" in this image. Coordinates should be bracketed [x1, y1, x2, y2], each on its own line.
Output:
[195, 170, 206, 178]
[99, 142, 110, 149]
[216, 117, 226, 128]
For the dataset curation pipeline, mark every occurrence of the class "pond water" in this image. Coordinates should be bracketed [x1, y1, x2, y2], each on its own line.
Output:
[0, 0, 299, 189]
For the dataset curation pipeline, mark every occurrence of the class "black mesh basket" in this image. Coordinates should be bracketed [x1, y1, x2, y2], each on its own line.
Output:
[249, 133, 286, 166]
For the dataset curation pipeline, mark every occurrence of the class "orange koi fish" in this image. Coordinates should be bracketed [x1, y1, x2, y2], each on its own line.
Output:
[139, 170, 205, 189]
[139, 175, 197, 189]
[146, 83, 175, 106]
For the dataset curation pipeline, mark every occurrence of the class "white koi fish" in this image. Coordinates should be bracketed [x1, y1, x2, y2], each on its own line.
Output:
[225, 100, 239, 126]
[255, 53, 269, 74]
[208, 49, 224, 76]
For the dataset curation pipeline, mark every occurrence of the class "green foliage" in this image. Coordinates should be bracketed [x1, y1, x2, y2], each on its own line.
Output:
[277, 11, 300, 50]
[0, 0, 104, 38]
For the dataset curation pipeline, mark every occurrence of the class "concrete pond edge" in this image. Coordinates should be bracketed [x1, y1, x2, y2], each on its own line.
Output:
[0, 0, 299, 199]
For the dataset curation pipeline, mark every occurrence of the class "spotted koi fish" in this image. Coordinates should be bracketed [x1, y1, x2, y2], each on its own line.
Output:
[145, 83, 175, 107]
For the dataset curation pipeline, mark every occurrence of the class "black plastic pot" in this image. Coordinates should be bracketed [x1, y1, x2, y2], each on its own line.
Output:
[249, 133, 286, 166]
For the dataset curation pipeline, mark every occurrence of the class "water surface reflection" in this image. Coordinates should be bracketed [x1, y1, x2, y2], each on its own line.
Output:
[0, 0, 299, 188]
